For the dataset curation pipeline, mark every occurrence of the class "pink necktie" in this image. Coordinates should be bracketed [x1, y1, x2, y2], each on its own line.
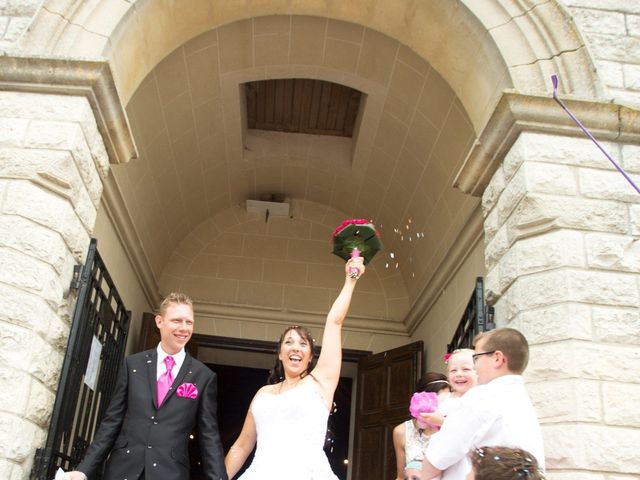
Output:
[157, 355, 175, 406]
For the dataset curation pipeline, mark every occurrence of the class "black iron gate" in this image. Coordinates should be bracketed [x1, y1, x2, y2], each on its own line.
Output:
[32, 239, 130, 479]
[447, 277, 495, 352]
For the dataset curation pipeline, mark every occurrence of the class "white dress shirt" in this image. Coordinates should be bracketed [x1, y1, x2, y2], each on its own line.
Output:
[425, 375, 545, 480]
[156, 344, 186, 380]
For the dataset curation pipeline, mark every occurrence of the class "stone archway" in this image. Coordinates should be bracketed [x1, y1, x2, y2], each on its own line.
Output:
[10, 2, 607, 337]
[19, 0, 601, 131]
[4, 2, 639, 479]
[105, 14, 481, 336]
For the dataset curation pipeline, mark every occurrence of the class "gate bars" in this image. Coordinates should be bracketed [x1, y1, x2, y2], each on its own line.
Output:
[447, 277, 495, 353]
[32, 239, 130, 479]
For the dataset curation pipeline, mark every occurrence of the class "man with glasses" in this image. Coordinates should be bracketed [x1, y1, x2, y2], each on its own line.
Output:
[420, 328, 545, 479]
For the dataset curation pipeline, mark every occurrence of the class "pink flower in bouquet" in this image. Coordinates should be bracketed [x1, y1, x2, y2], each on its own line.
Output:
[332, 218, 383, 266]
[333, 218, 373, 237]
[176, 382, 198, 399]
[409, 391, 439, 429]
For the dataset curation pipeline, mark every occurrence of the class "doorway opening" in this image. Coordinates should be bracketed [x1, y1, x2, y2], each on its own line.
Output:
[188, 363, 265, 479]
[181, 332, 370, 479]
[188, 363, 353, 479]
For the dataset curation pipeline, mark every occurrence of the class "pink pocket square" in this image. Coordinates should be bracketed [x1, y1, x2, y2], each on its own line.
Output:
[176, 382, 198, 399]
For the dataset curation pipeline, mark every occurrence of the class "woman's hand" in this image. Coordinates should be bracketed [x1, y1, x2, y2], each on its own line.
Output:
[345, 256, 365, 279]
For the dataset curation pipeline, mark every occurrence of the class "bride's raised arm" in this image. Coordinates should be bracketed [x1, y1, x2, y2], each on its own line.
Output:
[312, 257, 365, 402]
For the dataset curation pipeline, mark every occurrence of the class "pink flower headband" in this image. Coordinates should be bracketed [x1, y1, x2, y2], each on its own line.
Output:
[426, 379, 450, 387]
[443, 352, 452, 364]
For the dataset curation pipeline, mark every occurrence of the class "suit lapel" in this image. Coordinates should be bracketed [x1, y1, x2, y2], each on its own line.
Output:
[146, 349, 159, 409]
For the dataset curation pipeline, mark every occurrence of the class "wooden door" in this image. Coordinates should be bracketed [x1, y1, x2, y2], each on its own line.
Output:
[138, 312, 159, 351]
[351, 341, 423, 480]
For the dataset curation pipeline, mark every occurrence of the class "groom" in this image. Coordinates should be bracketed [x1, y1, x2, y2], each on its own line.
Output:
[68, 292, 227, 480]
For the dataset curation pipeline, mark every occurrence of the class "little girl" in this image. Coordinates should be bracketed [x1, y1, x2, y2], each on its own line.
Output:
[392, 372, 451, 480]
[441, 348, 477, 413]
[420, 349, 478, 428]
[468, 446, 546, 479]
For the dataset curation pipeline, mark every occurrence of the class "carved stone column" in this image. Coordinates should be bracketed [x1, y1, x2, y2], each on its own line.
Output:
[457, 92, 640, 478]
[0, 56, 135, 479]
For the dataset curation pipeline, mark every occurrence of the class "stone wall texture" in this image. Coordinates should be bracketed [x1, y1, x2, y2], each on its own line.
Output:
[483, 131, 640, 479]
[0, 91, 109, 479]
[0, 0, 39, 49]
[561, 0, 640, 107]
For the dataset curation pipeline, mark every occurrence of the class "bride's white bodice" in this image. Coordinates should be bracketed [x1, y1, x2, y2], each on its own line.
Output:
[238, 380, 338, 479]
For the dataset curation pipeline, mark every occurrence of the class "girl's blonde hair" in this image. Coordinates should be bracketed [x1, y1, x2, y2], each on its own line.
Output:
[446, 348, 474, 364]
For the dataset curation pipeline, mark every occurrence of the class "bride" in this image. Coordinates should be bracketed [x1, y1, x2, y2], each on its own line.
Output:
[224, 257, 365, 479]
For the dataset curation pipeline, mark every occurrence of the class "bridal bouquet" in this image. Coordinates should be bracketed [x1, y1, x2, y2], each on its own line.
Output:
[332, 219, 383, 277]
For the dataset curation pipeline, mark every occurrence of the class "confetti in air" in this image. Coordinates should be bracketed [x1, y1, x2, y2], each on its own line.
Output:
[376, 218, 426, 278]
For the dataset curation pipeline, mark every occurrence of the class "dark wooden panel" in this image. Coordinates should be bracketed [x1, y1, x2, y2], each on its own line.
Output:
[351, 341, 424, 480]
[138, 311, 157, 351]
[359, 364, 385, 412]
[354, 424, 385, 477]
[344, 90, 361, 137]
[384, 423, 397, 479]
[388, 352, 421, 407]
[245, 78, 362, 137]
[265, 80, 275, 125]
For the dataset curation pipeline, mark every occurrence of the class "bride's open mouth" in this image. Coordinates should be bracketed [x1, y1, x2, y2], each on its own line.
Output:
[289, 355, 302, 365]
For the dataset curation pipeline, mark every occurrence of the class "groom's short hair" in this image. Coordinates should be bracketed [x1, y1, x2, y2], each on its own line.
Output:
[158, 292, 193, 315]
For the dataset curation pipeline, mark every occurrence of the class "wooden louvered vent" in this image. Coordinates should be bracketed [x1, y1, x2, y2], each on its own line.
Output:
[245, 78, 362, 137]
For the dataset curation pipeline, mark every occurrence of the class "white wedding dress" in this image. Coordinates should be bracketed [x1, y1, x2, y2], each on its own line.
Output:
[238, 380, 339, 479]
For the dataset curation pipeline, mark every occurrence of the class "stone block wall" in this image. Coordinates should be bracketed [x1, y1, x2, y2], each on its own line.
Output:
[483, 131, 640, 479]
[0, 0, 40, 49]
[561, 0, 640, 107]
[0, 91, 109, 479]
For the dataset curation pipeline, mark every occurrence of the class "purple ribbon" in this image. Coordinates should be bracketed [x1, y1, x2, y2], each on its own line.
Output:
[551, 74, 640, 195]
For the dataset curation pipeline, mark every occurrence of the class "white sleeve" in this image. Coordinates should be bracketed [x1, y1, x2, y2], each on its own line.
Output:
[425, 387, 497, 470]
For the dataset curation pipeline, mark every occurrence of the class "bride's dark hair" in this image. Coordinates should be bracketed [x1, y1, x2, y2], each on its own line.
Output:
[268, 325, 316, 384]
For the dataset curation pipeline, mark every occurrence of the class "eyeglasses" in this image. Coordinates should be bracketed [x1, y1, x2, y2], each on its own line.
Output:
[472, 350, 496, 362]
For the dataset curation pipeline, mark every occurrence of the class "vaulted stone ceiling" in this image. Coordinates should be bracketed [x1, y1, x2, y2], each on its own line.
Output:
[111, 15, 479, 328]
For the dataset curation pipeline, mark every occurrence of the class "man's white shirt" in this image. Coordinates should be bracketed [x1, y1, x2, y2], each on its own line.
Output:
[156, 344, 186, 380]
[425, 375, 545, 480]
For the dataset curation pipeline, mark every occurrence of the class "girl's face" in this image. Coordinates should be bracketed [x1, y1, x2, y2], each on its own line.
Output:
[447, 352, 477, 394]
[278, 328, 313, 377]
